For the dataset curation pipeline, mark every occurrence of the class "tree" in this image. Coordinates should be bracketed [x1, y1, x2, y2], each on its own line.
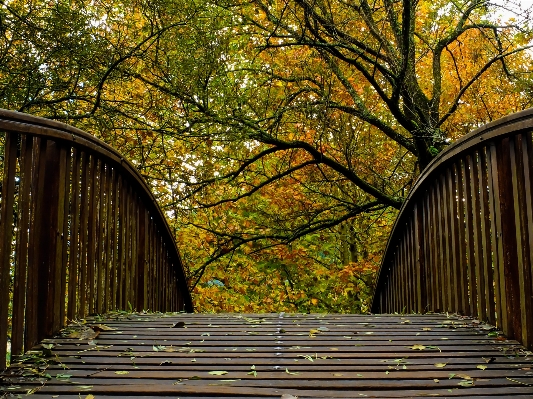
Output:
[0, 0, 532, 311]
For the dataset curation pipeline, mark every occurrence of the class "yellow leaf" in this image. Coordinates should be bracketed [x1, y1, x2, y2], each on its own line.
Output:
[477, 365, 487, 370]
[409, 344, 426, 350]
[114, 371, 129, 375]
[208, 371, 228, 375]
[434, 363, 447, 368]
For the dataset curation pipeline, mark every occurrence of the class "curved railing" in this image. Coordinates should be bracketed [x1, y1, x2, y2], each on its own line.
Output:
[372, 109, 533, 351]
[0, 109, 193, 369]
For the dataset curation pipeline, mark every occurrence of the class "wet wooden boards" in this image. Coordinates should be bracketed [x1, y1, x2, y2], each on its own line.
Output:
[1, 313, 533, 398]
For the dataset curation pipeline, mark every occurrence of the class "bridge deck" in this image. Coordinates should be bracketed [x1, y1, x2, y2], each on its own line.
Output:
[1, 313, 533, 398]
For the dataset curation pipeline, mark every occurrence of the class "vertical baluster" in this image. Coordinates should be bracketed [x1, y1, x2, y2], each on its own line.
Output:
[67, 148, 81, 321]
[429, 185, 440, 311]
[456, 160, 469, 315]
[37, 141, 61, 340]
[111, 170, 119, 311]
[53, 144, 70, 332]
[117, 175, 125, 310]
[0, 132, 18, 369]
[519, 132, 533, 348]
[104, 166, 113, 313]
[469, 152, 486, 321]
[462, 156, 477, 317]
[449, 164, 461, 313]
[479, 148, 495, 323]
[436, 176, 448, 311]
[423, 191, 434, 312]
[25, 138, 44, 350]
[97, 162, 106, 314]
[414, 202, 425, 313]
[61, 147, 71, 326]
[87, 156, 97, 314]
[124, 183, 132, 309]
[12, 135, 32, 356]
[131, 194, 138, 309]
[79, 152, 89, 317]
[441, 170, 453, 313]
[409, 218, 417, 312]
[487, 143, 505, 331]
[137, 204, 148, 311]
[502, 136, 525, 341]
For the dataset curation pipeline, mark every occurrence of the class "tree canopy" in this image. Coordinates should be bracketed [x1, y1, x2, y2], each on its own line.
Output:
[1, 0, 532, 312]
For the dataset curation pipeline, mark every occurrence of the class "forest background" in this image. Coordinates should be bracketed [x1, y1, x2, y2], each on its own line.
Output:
[1, 0, 532, 313]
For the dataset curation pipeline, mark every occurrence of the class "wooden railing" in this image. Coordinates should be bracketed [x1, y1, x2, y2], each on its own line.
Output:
[0, 109, 193, 369]
[372, 109, 533, 350]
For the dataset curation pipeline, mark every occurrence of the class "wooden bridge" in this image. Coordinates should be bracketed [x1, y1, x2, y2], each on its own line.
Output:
[0, 109, 533, 398]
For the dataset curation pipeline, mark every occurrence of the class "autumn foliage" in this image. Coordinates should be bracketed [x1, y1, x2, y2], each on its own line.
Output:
[0, 0, 532, 312]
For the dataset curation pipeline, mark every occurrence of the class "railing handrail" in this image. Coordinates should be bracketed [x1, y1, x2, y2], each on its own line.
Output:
[0, 110, 188, 264]
[0, 109, 193, 369]
[372, 108, 533, 350]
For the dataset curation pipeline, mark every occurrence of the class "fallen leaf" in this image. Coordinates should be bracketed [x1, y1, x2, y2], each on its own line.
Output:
[281, 394, 298, 399]
[434, 363, 447, 368]
[85, 395, 95, 399]
[208, 371, 228, 375]
[333, 373, 344, 376]
[477, 365, 487, 370]
[114, 371, 129, 375]
[91, 324, 115, 331]
[458, 380, 474, 387]
[434, 379, 439, 383]
[409, 344, 426, 350]
[285, 368, 299, 375]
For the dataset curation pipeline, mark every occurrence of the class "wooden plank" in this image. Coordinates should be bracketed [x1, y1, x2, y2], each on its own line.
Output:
[3, 313, 533, 397]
